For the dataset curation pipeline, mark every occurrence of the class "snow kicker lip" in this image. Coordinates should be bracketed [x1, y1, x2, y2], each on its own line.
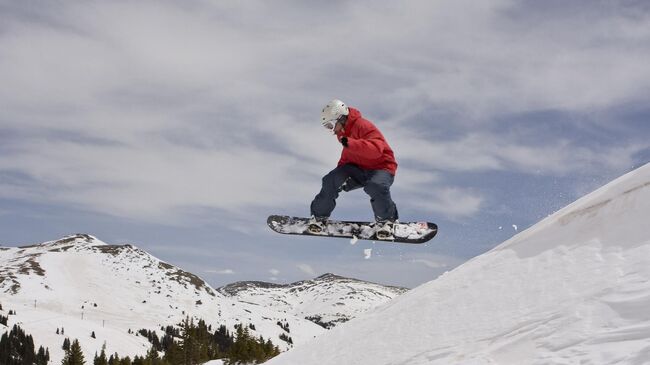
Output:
[267, 215, 438, 244]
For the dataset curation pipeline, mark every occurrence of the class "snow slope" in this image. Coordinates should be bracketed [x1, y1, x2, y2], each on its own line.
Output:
[268, 162, 650, 365]
[218, 273, 407, 329]
[0, 235, 325, 363]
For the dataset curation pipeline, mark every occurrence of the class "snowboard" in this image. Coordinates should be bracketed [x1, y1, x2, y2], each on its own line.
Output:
[267, 215, 438, 244]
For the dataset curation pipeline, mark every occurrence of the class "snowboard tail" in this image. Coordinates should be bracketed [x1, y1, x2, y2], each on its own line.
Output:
[267, 215, 438, 244]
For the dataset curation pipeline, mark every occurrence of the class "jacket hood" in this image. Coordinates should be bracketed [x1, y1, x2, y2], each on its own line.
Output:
[347, 107, 361, 119]
[346, 107, 362, 128]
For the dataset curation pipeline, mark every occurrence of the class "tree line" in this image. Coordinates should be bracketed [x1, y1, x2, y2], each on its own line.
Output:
[61, 317, 280, 365]
[0, 305, 281, 365]
[0, 324, 50, 365]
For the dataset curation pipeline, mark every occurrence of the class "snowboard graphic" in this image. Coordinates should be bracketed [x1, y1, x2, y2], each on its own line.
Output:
[267, 215, 437, 244]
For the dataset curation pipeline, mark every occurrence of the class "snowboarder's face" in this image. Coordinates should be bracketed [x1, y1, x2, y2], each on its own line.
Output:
[323, 115, 347, 134]
[333, 115, 347, 133]
[333, 121, 344, 133]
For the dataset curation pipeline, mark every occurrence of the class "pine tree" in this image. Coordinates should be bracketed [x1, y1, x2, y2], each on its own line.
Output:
[144, 346, 168, 365]
[185, 318, 210, 364]
[63, 338, 71, 351]
[108, 353, 118, 365]
[227, 325, 253, 365]
[213, 325, 234, 355]
[94, 343, 108, 365]
[181, 318, 197, 365]
[37, 346, 51, 365]
[0, 332, 8, 364]
[146, 347, 160, 361]
[62, 339, 86, 365]
[162, 338, 183, 365]
[279, 333, 293, 345]
[160, 333, 174, 353]
[0, 324, 45, 365]
[130, 318, 281, 365]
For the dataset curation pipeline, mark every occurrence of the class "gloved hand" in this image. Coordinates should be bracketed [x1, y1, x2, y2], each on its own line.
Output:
[340, 136, 348, 147]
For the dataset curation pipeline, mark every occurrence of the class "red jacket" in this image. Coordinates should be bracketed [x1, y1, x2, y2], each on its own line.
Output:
[336, 107, 398, 175]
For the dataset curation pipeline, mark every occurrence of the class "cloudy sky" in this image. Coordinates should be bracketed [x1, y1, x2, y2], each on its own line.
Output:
[1, 0, 649, 288]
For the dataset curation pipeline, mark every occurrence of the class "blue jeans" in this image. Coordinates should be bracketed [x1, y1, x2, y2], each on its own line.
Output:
[310, 164, 398, 221]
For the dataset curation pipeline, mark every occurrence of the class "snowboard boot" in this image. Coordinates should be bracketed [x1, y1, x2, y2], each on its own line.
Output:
[375, 220, 395, 240]
[308, 216, 328, 234]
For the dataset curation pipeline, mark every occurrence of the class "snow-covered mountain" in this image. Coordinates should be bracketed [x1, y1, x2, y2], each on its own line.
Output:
[218, 273, 408, 329]
[0, 234, 327, 363]
[268, 162, 650, 365]
[0, 234, 410, 363]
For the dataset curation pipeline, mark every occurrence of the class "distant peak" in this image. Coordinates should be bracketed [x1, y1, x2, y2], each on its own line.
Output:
[17, 234, 105, 249]
[316, 273, 345, 280]
[51, 234, 106, 246]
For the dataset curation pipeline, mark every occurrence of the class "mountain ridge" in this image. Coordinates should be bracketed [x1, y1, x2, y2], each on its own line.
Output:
[0, 234, 406, 362]
[218, 272, 408, 329]
[219, 272, 407, 295]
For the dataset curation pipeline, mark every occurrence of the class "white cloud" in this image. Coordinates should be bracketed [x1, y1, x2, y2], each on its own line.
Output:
[297, 264, 317, 277]
[0, 0, 648, 225]
[392, 131, 646, 176]
[205, 269, 235, 275]
[410, 187, 484, 219]
[411, 259, 448, 269]
[269, 269, 280, 276]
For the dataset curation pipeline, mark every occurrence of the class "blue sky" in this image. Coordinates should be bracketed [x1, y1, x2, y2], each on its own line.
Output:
[1, 0, 649, 288]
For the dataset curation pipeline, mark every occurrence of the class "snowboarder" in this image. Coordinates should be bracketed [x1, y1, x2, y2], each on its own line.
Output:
[309, 99, 399, 239]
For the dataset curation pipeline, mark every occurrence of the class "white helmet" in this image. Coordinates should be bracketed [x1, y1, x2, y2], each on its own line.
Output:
[321, 99, 349, 130]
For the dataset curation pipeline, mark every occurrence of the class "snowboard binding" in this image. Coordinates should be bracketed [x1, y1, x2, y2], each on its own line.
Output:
[374, 221, 395, 240]
[308, 216, 328, 234]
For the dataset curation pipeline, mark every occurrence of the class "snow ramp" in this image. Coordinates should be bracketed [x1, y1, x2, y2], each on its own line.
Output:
[268, 162, 650, 365]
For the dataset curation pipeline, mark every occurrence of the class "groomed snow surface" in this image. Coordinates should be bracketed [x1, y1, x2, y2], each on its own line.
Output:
[268, 162, 650, 365]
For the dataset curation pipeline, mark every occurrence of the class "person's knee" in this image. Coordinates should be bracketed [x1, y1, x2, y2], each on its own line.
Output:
[322, 170, 339, 185]
[322, 173, 343, 196]
[325, 169, 351, 189]
[364, 181, 389, 197]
